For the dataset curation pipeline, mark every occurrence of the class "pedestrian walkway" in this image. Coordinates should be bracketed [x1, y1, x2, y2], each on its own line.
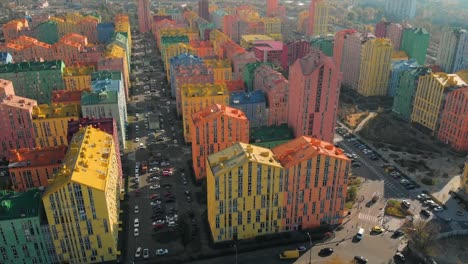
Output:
[358, 213, 379, 224]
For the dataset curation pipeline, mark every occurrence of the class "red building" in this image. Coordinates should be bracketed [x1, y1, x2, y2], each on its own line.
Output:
[438, 87, 468, 152]
[191, 104, 249, 180]
[52, 90, 87, 105]
[138, 0, 152, 33]
[287, 50, 342, 143]
[333, 29, 357, 70]
[252, 40, 288, 70]
[286, 40, 311, 66]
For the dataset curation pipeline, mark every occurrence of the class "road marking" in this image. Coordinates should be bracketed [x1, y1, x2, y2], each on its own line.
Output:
[358, 213, 379, 223]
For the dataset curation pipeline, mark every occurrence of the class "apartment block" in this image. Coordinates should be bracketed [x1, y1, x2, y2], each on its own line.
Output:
[287, 40, 311, 66]
[240, 35, 274, 49]
[35, 21, 59, 44]
[297, 11, 309, 34]
[357, 38, 393, 97]
[288, 50, 342, 143]
[3, 18, 30, 42]
[311, 36, 334, 57]
[50, 14, 99, 43]
[411, 72, 467, 134]
[0, 60, 65, 104]
[97, 44, 130, 100]
[97, 23, 115, 44]
[51, 90, 84, 105]
[252, 40, 287, 70]
[437, 87, 468, 152]
[392, 66, 431, 121]
[191, 104, 249, 180]
[254, 65, 289, 126]
[437, 28, 468, 73]
[401, 28, 430, 65]
[307, 0, 329, 37]
[385, 0, 416, 21]
[203, 59, 232, 83]
[0, 189, 57, 264]
[63, 66, 95, 91]
[333, 29, 357, 70]
[341, 32, 370, 90]
[198, 0, 210, 21]
[388, 59, 419, 97]
[231, 51, 256, 82]
[8, 146, 67, 191]
[243, 62, 275, 92]
[212, 9, 227, 29]
[32, 103, 80, 148]
[42, 126, 120, 263]
[180, 83, 229, 143]
[230, 90, 268, 128]
[164, 43, 197, 80]
[169, 53, 204, 97]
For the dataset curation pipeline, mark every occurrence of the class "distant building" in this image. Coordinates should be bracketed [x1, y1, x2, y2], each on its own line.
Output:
[333, 29, 357, 70]
[0, 189, 57, 264]
[191, 104, 249, 180]
[310, 35, 334, 57]
[97, 23, 115, 44]
[267, 0, 279, 17]
[286, 40, 311, 66]
[385, 0, 416, 21]
[437, 28, 468, 73]
[230, 90, 267, 128]
[401, 28, 430, 65]
[307, 0, 329, 37]
[252, 40, 288, 70]
[437, 87, 468, 152]
[34, 21, 59, 44]
[138, 0, 151, 33]
[198, 0, 210, 21]
[341, 32, 372, 90]
[388, 59, 419, 97]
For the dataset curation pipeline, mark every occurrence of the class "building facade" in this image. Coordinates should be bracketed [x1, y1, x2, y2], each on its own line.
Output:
[437, 28, 468, 73]
[400, 28, 430, 65]
[198, 0, 210, 21]
[138, 0, 152, 33]
[42, 126, 120, 264]
[287, 50, 342, 143]
[384, 0, 416, 21]
[191, 104, 249, 181]
[252, 40, 288, 70]
[230, 90, 268, 128]
[307, 0, 329, 37]
[388, 59, 419, 97]
[341, 32, 368, 90]
[63, 66, 94, 91]
[437, 87, 468, 152]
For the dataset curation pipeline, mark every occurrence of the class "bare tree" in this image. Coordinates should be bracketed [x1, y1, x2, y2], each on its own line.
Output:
[404, 219, 440, 255]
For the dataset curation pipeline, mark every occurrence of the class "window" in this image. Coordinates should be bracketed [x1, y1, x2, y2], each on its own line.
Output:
[237, 212, 242, 225]
[312, 202, 316, 214]
[320, 200, 325, 213]
[97, 235, 102, 248]
[247, 211, 251, 224]
[216, 216, 220, 228]
[255, 209, 261, 222]
[86, 220, 93, 235]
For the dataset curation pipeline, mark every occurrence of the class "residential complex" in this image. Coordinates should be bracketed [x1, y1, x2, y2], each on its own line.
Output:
[138, 0, 152, 33]
[388, 59, 419, 97]
[306, 0, 329, 37]
[400, 28, 430, 65]
[62, 66, 95, 91]
[437, 28, 468, 73]
[42, 126, 121, 264]
[230, 90, 268, 128]
[437, 87, 468, 152]
[191, 104, 249, 181]
[384, 0, 416, 21]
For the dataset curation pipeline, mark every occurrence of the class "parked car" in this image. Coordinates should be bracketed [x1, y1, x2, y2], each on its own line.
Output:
[401, 200, 411, 209]
[135, 247, 142, 258]
[134, 218, 139, 228]
[156, 249, 169, 256]
[297, 246, 307, 253]
[394, 252, 406, 262]
[134, 228, 139, 236]
[420, 209, 431, 217]
[143, 248, 149, 259]
[371, 226, 384, 234]
[433, 206, 444, 212]
[134, 205, 139, 214]
[318, 248, 334, 256]
[354, 256, 368, 263]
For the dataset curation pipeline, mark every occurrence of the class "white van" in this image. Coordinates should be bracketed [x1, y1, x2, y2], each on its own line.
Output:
[356, 227, 364, 240]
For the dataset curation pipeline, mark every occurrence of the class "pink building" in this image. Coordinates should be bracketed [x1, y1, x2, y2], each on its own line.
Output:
[438, 87, 468, 152]
[254, 65, 289, 126]
[375, 21, 390, 38]
[219, 39, 245, 60]
[198, 0, 210, 21]
[231, 51, 257, 81]
[252, 40, 288, 70]
[286, 40, 311, 66]
[223, 15, 241, 42]
[267, 0, 279, 17]
[0, 79, 38, 159]
[333, 29, 357, 70]
[287, 50, 342, 143]
[341, 32, 374, 90]
[386, 23, 405, 50]
[138, 0, 152, 33]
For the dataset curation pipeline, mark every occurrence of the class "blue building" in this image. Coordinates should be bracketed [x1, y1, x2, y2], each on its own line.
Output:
[169, 53, 204, 97]
[388, 59, 419, 97]
[230, 90, 267, 128]
[97, 23, 115, 44]
[0, 52, 12, 65]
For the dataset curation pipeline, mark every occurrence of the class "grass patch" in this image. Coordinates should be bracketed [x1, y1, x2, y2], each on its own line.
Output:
[349, 177, 362, 187]
[385, 200, 412, 218]
[345, 201, 354, 210]
[422, 177, 436, 185]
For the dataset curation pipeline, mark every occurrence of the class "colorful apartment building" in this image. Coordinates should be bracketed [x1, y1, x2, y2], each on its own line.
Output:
[160, 35, 191, 62]
[385, 0, 416, 21]
[180, 83, 229, 143]
[254, 65, 289, 126]
[240, 35, 274, 49]
[91, 77, 128, 129]
[230, 90, 268, 128]
[231, 51, 256, 82]
[252, 40, 287, 70]
[32, 103, 80, 148]
[63, 66, 95, 91]
[34, 21, 59, 44]
[341, 32, 370, 90]
[0, 60, 65, 104]
[81, 89, 126, 151]
[0, 80, 38, 159]
[114, 14, 132, 55]
[169, 54, 205, 97]
[386, 23, 406, 50]
[42, 126, 120, 264]
[0, 52, 12, 64]
[388, 59, 419, 97]
[411, 72, 467, 134]
[307, 0, 329, 37]
[243, 62, 275, 91]
[97, 44, 130, 100]
[8, 146, 67, 191]
[212, 9, 227, 29]
[51, 90, 84, 105]
[218, 39, 245, 61]
[191, 104, 249, 180]
[0, 189, 58, 264]
[261, 17, 282, 36]
[437, 87, 468, 152]
[375, 21, 390, 38]
[287, 40, 311, 66]
[392, 66, 431, 121]
[164, 43, 197, 80]
[3, 18, 30, 42]
[50, 14, 99, 43]
[333, 29, 357, 69]
[206, 137, 350, 242]
[297, 11, 309, 34]
[400, 28, 430, 65]
[311, 35, 334, 57]
[204, 59, 233, 83]
[437, 28, 468, 73]
[138, 0, 151, 33]
[288, 50, 342, 143]
[357, 38, 393, 97]
[190, 40, 215, 58]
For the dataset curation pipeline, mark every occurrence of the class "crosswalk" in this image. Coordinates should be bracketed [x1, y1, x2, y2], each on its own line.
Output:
[358, 213, 379, 224]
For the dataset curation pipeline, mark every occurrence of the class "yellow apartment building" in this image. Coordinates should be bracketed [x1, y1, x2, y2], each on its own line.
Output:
[357, 38, 393, 96]
[240, 35, 274, 49]
[63, 66, 95, 90]
[42, 126, 121, 264]
[206, 143, 284, 242]
[411, 72, 466, 133]
[203, 59, 233, 82]
[180, 83, 229, 143]
[32, 103, 80, 147]
[261, 17, 282, 35]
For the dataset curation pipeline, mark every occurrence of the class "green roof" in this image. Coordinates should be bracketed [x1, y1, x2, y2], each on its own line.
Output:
[250, 124, 294, 147]
[0, 189, 42, 221]
[81, 90, 118, 105]
[0, 60, 65, 74]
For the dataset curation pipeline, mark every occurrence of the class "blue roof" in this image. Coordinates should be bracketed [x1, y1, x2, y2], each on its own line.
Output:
[230, 90, 266, 105]
[170, 53, 203, 65]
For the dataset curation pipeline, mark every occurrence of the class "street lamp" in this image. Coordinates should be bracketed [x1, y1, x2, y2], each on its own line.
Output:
[306, 232, 312, 264]
[234, 245, 238, 264]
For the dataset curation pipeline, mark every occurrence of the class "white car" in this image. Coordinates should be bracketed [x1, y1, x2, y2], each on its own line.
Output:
[417, 194, 429, 200]
[134, 218, 139, 228]
[150, 201, 162, 206]
[149, 184, 160, 190]
[155, 249, 169, 256]
[433, 206, 444, 212]
[134, 228, 139, 236]
[134, 205, 139, 214]
[134, 137, 140, 142]
[143, 248, 149, 259]
[135, 247, 142, 258]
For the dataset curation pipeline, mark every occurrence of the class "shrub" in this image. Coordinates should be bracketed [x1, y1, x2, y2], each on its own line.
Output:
[385, 207, 406, 218]
[422, 177, 435, 185]
[387, 199, 399, 207]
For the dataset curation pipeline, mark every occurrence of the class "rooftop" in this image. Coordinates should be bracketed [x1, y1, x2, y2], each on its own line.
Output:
[0, 95, 37, 110]
[432, 72, 467, 87]
[0, 60, 64, 74]
[51, 90, 85, 104]
[241, 35, 274, 42]
[272, 136, 348, 168]
[192, 104, 247, 125]
[63, 66, 95, 76]
[91, 70, 122, 81]
[252, 40, 284, 51]
[81, 90, 119, 105]
[32, 103, 80, 119]
[91, 79, 122, 92]
[392, 51, 409, 60]
[207, 142, 282, 176]
[0, 189, 43, 221]
[44, 126, 115, 194]
[255, 65, 288, 87]
[67, 118, 116, 144]
[203, 59, 231, 68]
[9, 146, 67, 169]
[230, 90, 266, 105]
[170, 53, 203, 64]
[181, 83, 228, 98]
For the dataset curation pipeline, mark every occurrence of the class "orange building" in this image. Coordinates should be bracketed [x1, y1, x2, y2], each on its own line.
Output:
[272, 136, 350, 230]
[191, 104, 249, 180]
[8, 146, 68, 192]
[51, 90, 86, 105]
[190, 40, 215, 58]
[3, 19, 30, 42]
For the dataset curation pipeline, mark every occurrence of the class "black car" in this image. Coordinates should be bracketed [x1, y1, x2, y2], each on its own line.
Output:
[420, 209, 431, 217]
[318, 248, 334, 256]
[405, 184, 416, 190]
[352, 163, 361, 168]
[392, 230, 404, 238]
[354, 256, 368, 263]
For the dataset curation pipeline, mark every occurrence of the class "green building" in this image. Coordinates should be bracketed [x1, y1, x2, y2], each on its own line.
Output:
[392, 66, 431, 121]
[250, 124, 294, 149]
[110, 32, 131, 68]
[310, 36, 334, 57]
[243, 62, 275, 91]
[0, 60, 65, 104]
[160, 35, 189, 60]
[400, 28, 430, 65]
[0, 189, 57, 264]
[35, 21, 59, 44]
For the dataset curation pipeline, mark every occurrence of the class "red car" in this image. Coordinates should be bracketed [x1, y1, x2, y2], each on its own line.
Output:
[164, 192, 173, 197]
[150, 194, 159, 199]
